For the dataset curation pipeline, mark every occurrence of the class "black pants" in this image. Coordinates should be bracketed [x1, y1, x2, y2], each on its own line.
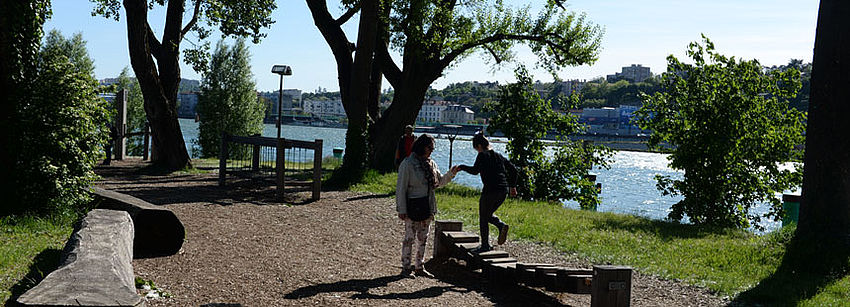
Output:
[479, 189, 508, 247]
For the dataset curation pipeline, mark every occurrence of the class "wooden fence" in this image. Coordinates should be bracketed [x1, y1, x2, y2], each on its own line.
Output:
[218, 133, 323, 201]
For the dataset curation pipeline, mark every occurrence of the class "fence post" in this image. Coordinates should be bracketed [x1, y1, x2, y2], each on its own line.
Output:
[312, 139, 323, 201]
[276, 138, 286, 199]
[252, 134, 261, 171]
[219, 132, 228, 187]
[114, 89, 127, 160]
[142, 123, 150, 160]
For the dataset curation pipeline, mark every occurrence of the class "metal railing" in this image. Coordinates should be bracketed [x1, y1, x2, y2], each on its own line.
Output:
[218, 133, 323, 201]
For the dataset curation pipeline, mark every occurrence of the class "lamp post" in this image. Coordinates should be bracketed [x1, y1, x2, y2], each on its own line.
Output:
[271, 65, 292, 139]
[443, 124, 462, 170]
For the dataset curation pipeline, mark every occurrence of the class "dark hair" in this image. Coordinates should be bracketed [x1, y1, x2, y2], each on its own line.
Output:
[411, 134, 438, 188]
[412, 134, 436, 156]
[472, 131, 490, 149]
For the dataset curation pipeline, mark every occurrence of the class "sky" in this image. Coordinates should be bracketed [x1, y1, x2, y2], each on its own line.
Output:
[44, 0, 819, 93]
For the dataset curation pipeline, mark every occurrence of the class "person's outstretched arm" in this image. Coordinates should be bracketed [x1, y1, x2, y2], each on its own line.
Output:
[458, 153, 483, 175]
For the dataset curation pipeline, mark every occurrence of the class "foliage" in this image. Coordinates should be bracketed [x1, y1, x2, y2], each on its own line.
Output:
[635, 36, 806, 229]
[767, 59, 811, 112]
[1, 12, 109, 216]
[579, 77, 664, 108]
[195, 39, 265, 158]
[486, 66, 611, 208]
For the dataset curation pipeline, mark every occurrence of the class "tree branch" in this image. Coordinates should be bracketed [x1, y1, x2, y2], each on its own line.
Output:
[181, 0, 202, 37]
[147, 24, 163, 60]
[439, 32, 565, 68]
[376, 46, 401, 87]
[335, 3, 360, 26]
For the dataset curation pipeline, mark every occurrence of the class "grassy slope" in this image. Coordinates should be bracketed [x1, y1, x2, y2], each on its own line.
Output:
[354, 172, 850, 305]
[0, 215, 74, 302]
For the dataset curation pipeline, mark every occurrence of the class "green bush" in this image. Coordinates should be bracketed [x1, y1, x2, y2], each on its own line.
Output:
[635, 36, 806, 229]
[486, 66, 611, 208]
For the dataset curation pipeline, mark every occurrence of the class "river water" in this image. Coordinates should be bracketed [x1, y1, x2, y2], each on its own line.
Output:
[178, 118, 783, 232]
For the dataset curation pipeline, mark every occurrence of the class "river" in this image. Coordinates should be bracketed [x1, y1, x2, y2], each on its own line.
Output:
[178, 118, 784, 232]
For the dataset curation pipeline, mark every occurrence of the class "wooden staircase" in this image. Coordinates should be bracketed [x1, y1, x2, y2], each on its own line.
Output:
[433, 220, 633, 307]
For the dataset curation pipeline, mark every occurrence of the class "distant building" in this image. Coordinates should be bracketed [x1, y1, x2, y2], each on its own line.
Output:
[578, 105, 648, 135]
[417, 100, 450, 123]
[260, 89, 302, 116]
[557, 79, 586, 95]
[607, 64, 652, 83]
[303, 99, 345, 118]
[442, 105, 475, 124]
[177, 92, 198, 118]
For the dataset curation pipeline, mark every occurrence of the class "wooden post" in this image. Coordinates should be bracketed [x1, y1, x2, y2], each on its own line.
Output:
[252, 134, 261, 171]
[276, 138, 285, 199]
[114, 89, 127, 160]
[219, 132, 228, 187]
[142, 123, 150, 160]
[433, 220, 463, 260]
[591, 265, 632, 307]
[312, 139, 323, 201]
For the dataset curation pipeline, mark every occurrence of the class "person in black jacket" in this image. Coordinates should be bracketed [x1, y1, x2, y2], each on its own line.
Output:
[456, 132, 517, 253]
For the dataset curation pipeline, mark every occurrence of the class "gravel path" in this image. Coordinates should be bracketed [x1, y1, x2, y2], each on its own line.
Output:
[96, 159, 728, 306]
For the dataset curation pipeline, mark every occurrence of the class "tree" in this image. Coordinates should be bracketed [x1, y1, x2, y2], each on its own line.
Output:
[195, 38, 265, 158]
[92, 0, 276, 170]
[486, 66, 610, 207]
[635, 36, 806, 229]
[797, 0, 850, 241]
[307, 0, 603, 179]
[1, 6, 111, 216]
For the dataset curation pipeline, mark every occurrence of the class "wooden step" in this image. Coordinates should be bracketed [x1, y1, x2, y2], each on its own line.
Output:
[516, 263, 556, 286]
[443, 231, 480, 243]
[483, 262, 518, 282]
[477, 250, 509, 259]
[456, 242, 479, 250]
[561, 274, 593, 294]
[482, 257, 518, 264]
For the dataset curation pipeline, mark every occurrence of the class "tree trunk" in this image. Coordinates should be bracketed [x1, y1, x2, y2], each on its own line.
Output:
[797, 0, 850, 241]
[124, 0, 191, 171]
[369, 80, 430, 172]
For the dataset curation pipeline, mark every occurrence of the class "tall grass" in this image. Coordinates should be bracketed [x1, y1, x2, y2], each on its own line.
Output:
[0, 215, 75, 303]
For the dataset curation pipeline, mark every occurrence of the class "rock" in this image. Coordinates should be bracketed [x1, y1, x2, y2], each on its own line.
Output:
[16, 209, 143, 306]
[92, 187, 185, 258]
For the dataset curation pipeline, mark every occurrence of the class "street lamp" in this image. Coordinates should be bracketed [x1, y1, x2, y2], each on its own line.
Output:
[443, 124, 462, 170]
[271, 65, 292, 139]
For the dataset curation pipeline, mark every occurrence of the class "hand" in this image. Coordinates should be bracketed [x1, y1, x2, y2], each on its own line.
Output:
[398, 213, 407, 220]
[509, 187, 517, 198]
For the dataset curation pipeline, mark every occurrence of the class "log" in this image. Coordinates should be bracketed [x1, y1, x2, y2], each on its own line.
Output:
[16, 209, 143, 306]
[92, 187, 185, 258]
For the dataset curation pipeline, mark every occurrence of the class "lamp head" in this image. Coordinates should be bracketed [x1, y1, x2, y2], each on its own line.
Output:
[271, 65, 292, 76]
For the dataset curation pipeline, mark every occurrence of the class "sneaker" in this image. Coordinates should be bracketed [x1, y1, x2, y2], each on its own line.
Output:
[414, 268, 434, 278]
[470, 245, 492, 254]
[400, 267, 415, 278]
[497, 224, 510, 245]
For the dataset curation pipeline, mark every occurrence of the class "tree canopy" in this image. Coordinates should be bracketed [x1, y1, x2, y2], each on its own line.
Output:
[635, 36, 806, 229]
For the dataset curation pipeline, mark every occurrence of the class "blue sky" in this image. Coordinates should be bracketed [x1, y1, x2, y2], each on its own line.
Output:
[44, 0, 819, 93]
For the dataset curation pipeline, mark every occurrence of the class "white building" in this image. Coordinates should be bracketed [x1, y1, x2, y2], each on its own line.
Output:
[303, 99, 345, 118]
[417, 100, 449, 123]
[442, 105, 475, 124]
[607, 64, 652, 83]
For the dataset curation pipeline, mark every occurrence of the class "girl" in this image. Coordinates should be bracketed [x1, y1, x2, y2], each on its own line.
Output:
[457, 132, 517, 253]
[396, 134, 456, 277]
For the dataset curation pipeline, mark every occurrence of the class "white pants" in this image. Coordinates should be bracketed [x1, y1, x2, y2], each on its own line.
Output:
[401, 217, 432, 270]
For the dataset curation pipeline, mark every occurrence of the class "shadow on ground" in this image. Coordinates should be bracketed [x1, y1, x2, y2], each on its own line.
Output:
[283, 259, 570, 306]
[4, 249, 63, 306]
[589, 213, 742, 241]
[734, 234, 850, 305]
[96, 161, 317, 207]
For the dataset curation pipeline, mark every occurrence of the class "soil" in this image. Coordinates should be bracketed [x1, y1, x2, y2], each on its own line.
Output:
[95, 159, 729, 306]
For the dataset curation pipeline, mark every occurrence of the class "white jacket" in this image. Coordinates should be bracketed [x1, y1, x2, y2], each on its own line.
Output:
[396, 154, 455, 215]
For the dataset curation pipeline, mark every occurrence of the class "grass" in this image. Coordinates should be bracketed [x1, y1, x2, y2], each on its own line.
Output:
[0, 215, 75, 303]
[352, 172, 850, 305]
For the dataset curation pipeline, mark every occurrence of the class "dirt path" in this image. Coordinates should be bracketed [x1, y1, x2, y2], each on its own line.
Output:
[96, 159, 727, 306]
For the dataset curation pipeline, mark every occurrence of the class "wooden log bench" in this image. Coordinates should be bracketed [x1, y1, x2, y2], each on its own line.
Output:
[434, 220, 633, 306]
[92, 187, 185, 258]
[16, 209, 143, 307]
